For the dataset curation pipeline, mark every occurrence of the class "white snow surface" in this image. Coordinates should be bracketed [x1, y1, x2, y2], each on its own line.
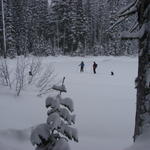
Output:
[125, 127, 150, 150]
[0, 56, 143, 150]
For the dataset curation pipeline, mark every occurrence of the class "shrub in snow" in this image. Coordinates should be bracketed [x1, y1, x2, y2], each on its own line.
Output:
[36, 65, 56, 96]
[0, 56, 55, 96]
[15, 56, 28, 96]
[31, 77, 78, 150]
[0, 58, 11, 88]
[28, 57, 42, 84]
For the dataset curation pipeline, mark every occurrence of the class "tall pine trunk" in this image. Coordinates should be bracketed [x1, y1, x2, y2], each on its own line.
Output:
[1, 0, 7, 58]
[134, 0, 150, 141]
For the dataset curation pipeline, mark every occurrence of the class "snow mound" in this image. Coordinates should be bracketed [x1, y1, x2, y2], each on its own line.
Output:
[0, 128, 31, 141]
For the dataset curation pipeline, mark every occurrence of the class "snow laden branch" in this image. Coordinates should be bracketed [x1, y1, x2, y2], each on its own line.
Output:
[15, 56, 28, 96]
[117, 0, 138, 16]
[118, 6, 137, 18]
[120, 23, 146, 40]
[31, 124, 50, 146]
[107, 0, 139, 33]
[107, 16, 128, 32]
[31, 78, 78, 150]
[118, 0, 138, 17]
[108, 0, 150, 43]
[129, 21, 139, 33]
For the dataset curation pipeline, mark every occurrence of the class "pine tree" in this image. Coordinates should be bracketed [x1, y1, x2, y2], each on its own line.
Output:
[75, 0, 87, 54]
[26, 0, 49, 55]
[49, 0, 88, 54]
[65, 0, 77, 53]
[31, 77, 78, 150]
[5, 0, 16, 58]
[55, 0, 70, 53]
[84, 0, 92, 52]
[48, 0, 62, 53]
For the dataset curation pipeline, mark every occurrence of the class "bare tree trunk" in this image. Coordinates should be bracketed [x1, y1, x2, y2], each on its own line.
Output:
[134, 0, 150, 141]
[1, 0, 7, 58]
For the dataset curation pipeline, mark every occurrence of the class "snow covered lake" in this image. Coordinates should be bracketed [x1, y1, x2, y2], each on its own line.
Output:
[0, 56, 138, 150]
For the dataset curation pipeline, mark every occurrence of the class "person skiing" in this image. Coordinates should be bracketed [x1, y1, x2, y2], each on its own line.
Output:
[93, 61, 97, 74]
[79, 61, 84, 72]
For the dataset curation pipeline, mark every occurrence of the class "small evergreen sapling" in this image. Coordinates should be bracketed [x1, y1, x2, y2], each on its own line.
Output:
[31, 77, 78, 150]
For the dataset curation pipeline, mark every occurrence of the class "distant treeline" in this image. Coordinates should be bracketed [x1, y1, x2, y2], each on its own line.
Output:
[0, 0, 137, 58]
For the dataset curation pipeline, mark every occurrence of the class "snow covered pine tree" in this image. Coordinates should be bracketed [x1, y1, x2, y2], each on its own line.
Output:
[30, 77, 78, 150]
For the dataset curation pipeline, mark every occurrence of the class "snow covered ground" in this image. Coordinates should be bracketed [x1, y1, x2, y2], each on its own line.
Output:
[0, 56, 138, 150]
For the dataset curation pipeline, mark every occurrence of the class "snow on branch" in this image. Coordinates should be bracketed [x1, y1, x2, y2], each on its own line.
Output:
[47, 112, 62, 130]
[53, 139, 70, 150]
[118, 6, 137, 18]
[64, 126, 78, 142]
[120, 31, 139, 40]
[60, 97, 74, 112]
[120, 23, 146, 40]
[52, 84, 67, 93]
[59, 108, 76, 124]
[46, 96, 60, 109]
[58, 121, 78, 142]
[107, 16, 128, 31]
[107, 0, 138, 31]
[129, 21, 139, 33]
[117, 0, 137, 16]
[52, 77, 66, 94]
[30, 124, 50, 146]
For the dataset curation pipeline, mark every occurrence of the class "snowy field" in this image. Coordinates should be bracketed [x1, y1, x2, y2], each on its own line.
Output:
[0, 56, 138, 150]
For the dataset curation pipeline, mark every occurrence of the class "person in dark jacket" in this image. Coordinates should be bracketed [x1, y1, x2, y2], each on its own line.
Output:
[93, 61, 97, 74]
[79, 61, 84, 72]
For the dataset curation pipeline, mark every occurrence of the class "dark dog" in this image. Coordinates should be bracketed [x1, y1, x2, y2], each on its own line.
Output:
[111, 71, 114, 76]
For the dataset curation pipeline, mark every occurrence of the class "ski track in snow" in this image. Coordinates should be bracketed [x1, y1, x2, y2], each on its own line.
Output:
[0, 56, 138, 150]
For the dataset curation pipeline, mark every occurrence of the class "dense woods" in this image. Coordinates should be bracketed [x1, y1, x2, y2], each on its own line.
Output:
[0, 0, 137, 57]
